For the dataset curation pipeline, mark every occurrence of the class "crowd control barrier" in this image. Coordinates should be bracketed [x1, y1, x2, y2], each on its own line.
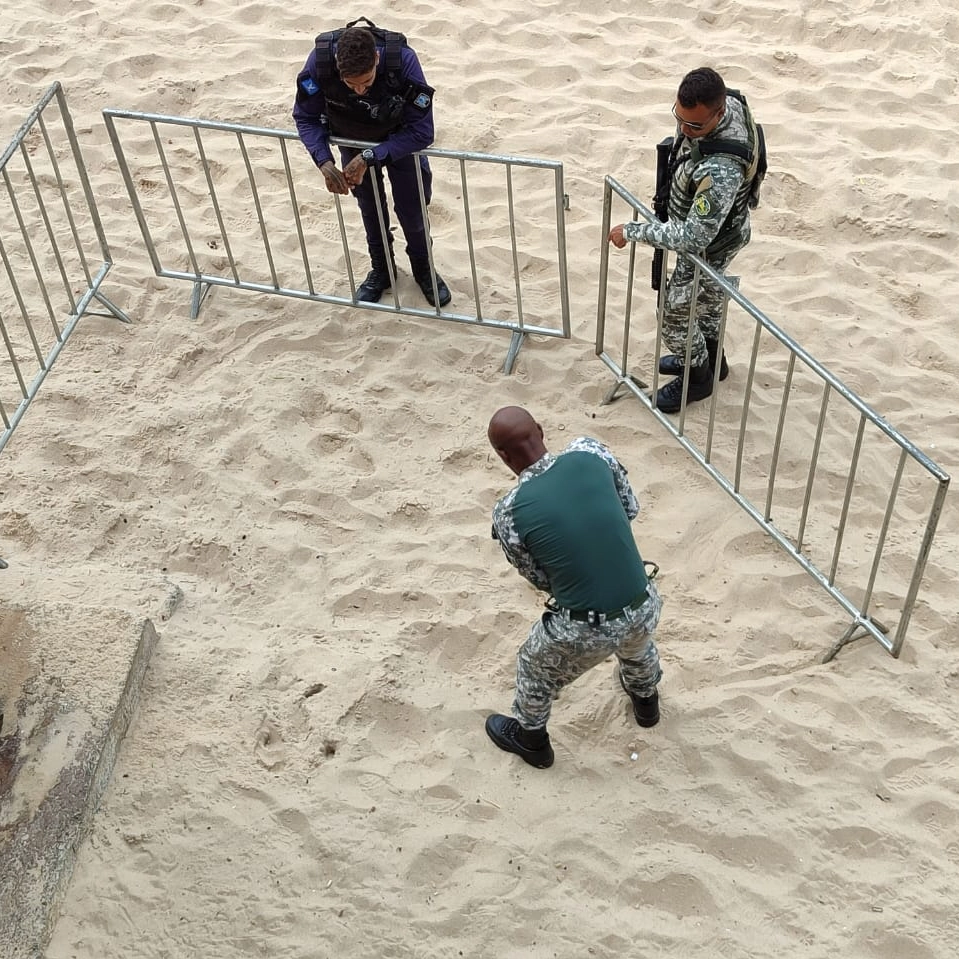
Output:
[101, 110, 570, 374]
[596, 175, 950, 660]
[1, 83, 131, 570]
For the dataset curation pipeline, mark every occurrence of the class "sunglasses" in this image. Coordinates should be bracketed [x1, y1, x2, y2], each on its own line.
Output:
[671, 103, 722, 132]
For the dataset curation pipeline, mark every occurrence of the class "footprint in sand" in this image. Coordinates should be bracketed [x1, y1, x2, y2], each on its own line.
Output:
[253, 717, 288, 770]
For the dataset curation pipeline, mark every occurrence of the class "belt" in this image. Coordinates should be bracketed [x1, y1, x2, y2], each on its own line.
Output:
[564, 589, 649, 625]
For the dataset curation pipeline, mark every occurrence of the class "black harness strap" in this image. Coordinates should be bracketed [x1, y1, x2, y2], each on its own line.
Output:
[314, 16, 408, 86]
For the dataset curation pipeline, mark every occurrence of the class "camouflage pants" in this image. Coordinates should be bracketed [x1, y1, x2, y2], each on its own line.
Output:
[512, 581, 663, 730]
[662, 243, 746, 368]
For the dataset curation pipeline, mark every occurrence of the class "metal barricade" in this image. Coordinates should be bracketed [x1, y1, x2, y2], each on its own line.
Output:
[101, 110, 570, 373]
[597, 175, 950, 660]
[1, 83, 131, 570]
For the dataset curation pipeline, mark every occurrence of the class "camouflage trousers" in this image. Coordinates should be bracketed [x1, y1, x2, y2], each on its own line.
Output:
[512, 581, 663, 730]
[662, 242, 746, 368]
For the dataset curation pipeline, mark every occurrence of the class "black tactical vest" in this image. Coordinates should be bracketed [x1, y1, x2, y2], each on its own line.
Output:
[665, 90, 767, 256]
[312, 20, 410, 141]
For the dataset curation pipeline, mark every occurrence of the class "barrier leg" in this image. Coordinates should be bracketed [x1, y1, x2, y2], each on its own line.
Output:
[190, 280, 214, 320]
[92, 291, 132, 325]
[503, 331, 526, 375]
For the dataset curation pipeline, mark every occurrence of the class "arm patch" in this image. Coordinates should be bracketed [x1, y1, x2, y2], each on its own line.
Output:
[692, 174, 714, 216]
[407, 80, 435, 113]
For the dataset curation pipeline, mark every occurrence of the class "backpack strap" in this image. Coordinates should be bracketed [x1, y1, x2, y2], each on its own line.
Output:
[313, 29, 340, 81]
[687, 89, 767, 210]
[689, 90, 761, 175]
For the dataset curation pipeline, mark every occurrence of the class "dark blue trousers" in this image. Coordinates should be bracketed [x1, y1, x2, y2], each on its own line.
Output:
[340, 147, 433, 260]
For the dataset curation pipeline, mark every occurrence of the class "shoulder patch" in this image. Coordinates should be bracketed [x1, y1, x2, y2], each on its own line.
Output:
[413, 91, 431, 109]
[693, 193, 712, 216]
[300, 76, 319, 96]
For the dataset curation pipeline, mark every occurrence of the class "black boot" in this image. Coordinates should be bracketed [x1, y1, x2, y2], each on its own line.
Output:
[659, 338, 729, 381]
[618, 670, 660, 728]
[485, 714, 554, 768]
[356, 250, 395, 303]
[409, 255, 451, 307]
[655, 360, 713, 413]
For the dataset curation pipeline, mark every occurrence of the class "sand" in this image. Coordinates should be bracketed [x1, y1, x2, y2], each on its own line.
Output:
[2, 1, 958, 957]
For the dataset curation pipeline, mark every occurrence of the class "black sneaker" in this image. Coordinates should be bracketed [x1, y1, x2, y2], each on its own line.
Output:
[618, 671, 660, 728]
[484, 714, 554, 768]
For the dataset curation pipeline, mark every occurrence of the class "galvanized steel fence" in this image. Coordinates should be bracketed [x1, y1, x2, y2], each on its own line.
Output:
[0, 83, 131, 570]
[101, 110, 571, 373]
[597, 175, 950, 659]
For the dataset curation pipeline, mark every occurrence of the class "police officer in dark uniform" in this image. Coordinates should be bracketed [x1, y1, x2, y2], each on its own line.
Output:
[293, 19, 451, 306]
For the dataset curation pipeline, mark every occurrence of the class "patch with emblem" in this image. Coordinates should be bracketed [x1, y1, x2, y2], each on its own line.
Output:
[413, 92, 431, 109]
[693, 193, 712, 216]
[300, 76, 319, 96]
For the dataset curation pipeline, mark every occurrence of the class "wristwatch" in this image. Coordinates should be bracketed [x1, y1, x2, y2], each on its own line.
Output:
[361, 148, 375, 166]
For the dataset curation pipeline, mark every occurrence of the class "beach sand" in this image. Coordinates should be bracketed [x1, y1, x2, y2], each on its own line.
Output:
[2, 1, 958, 957]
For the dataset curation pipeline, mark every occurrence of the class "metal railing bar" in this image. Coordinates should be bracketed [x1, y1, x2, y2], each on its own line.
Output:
[193, 128, 240, 285]
[151, 120, 200, 276]
[413, 155, 440, 314]
[859, 448, 907, 615]
[505, 163, 524, 330]
[457, 157, 482, 322]
[552, 165, 571, 338]
[703, 304, 729, 463]
[101, 112, 162, 275]
[150, 267, 566, 334]
[235, 130, 279, 290]
[38, 109, 94, 293]
[890, 478, 949, 657]
[279, 137, 314, 296]
[54, 85, 114, 267]
[104, 107, 566, 173]
[766, 349, 797, 523]
[797, 383, 831, 553]
[733, 322, 764, 494]
[829, 413, 866, 586]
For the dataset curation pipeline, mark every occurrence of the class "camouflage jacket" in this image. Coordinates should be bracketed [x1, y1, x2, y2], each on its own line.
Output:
[624, 94, 754, 256]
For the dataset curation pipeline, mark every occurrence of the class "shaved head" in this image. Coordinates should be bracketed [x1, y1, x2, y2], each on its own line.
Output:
[488, 406, 547, 475]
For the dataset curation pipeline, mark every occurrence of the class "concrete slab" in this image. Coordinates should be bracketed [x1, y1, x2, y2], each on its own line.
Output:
[0, 577, 173, 959]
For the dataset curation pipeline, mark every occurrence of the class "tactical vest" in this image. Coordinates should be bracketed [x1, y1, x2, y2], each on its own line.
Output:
[666, 90, 766, 256]
[312, 18, 412, 141]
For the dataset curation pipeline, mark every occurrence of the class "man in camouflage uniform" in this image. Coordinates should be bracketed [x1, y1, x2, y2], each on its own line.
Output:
[484, 406, 663, 769]
[609, 67, 764, 413]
